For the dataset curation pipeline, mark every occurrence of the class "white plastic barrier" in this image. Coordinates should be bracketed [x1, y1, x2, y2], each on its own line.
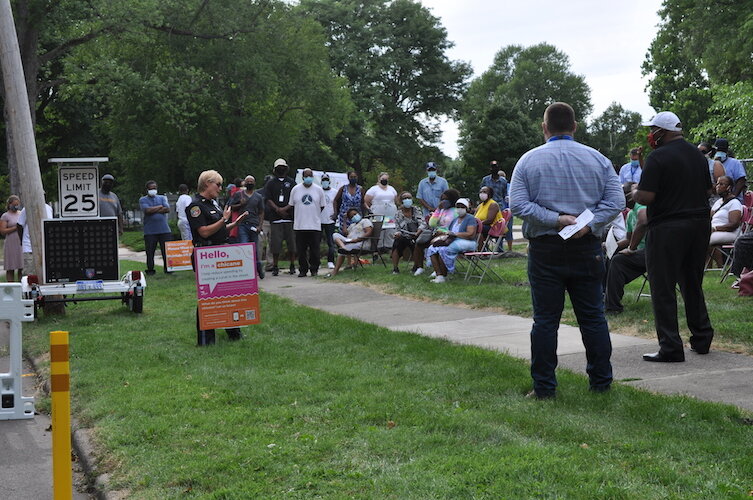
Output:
[0, 283, 36, 420]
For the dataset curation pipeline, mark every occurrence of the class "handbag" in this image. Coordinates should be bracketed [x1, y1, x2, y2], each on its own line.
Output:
[415, 230, 432, 245]
[738, 267, 753, 297]
[430, 234, 454, 247]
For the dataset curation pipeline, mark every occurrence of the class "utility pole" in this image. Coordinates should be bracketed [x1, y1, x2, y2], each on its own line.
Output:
[0, 0, 47, 277]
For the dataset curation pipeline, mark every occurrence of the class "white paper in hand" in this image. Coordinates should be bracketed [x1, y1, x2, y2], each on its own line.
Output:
[558, 209, 594, 240]
[604, 226, 619, 259]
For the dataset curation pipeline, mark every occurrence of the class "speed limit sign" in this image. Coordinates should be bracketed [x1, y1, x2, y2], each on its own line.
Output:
[58, 165, 100, 217]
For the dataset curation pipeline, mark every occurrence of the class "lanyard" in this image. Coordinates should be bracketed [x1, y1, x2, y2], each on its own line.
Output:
[547, 135, 574, 142]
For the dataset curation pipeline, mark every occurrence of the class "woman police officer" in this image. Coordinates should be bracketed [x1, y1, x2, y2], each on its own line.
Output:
[187, 170, 248, 346]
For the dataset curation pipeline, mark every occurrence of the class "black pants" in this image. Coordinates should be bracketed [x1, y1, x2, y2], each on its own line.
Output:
[731, 231, 753, 276]
[295, 230, 321, 275]
[322, 223, 336, 264]
[645, 219, 714, 356]
[605, 249, 647, 312]
[144, 232, 171, 272]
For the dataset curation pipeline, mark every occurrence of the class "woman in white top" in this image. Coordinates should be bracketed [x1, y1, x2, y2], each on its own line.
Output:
[708, 176, 743, 266]
[364, 171, 398, 250]
[176, 183, 193, 241]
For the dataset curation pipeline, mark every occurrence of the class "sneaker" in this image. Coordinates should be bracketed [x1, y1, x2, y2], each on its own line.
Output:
[430, 275, 446, 283]
[272, 266, 279, 276]
[731, 279, 741, 289]
[392, 267, 400, 274]
[429, 271, 437, 278]
[289, 264, 296, 275]
[413, 267, 424, 276]
[327, 261, 335, 269]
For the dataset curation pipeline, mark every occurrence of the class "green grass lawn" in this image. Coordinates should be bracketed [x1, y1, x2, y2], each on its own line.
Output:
[21, 259, 753, 498]
[329, 246, 753, 354]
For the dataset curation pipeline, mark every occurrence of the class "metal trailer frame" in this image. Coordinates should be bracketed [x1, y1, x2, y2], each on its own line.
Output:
[0, 284, 36, 420]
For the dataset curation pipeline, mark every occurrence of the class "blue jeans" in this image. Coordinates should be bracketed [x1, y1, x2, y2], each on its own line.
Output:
[527, 235, 612, 395]
[237, 225, 262, 273]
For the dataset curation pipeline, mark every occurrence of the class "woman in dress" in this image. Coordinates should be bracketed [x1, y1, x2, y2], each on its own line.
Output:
[390, 192, 426, 274]
[425, 198, 478, 283]
[0, 196, 23, 282]
[334, 171, 365, 231]
[413, 188, 460, 276]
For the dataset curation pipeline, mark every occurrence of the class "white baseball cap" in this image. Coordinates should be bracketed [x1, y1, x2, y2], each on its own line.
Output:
[456, 198, 471, 209]
[273, 158, 288, 168]
[641, 111, 682, 131]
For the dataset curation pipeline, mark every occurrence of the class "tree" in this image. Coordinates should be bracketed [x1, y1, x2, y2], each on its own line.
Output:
[588, 102, 642, 167]
[59, 2, 351, 202]
[691, 82, 753, 160]
[458, 97, 539, 183]
[298, 0, 471, 181]
[458, 43, 591, 181]
[462, 43, 592, 125]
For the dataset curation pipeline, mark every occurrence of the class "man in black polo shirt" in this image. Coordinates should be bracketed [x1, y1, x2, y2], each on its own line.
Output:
[265, 158, 296, 276]
[633, 111, 714, 362]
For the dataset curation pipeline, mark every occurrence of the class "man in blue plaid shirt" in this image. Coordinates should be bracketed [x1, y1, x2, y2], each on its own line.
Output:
[510, 102, 624, 399]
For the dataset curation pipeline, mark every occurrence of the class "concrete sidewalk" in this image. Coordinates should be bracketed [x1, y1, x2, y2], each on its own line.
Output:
[115, 246, 753, 411]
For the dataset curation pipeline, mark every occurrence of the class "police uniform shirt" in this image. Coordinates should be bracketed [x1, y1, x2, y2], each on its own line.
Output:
[186, 195, 228, 246]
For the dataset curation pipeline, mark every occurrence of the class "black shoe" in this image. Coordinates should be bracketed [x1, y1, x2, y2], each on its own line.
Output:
[272, 267, 279, 276]
[589, 385, 611, 393]
[258, 268, 265, 280]
[525, 390, 556, 400]
[164, 270, 174, 275]
[145, 269, 156, 276]
[227, 329, 243, 341]
[310, 271, 318, 277]
[392, 267, 400, 274]
[642, 351, 685, 362]
[289, 265, 296, 275]
[298, 273, 307, 278]
[690, 345, 710, 354]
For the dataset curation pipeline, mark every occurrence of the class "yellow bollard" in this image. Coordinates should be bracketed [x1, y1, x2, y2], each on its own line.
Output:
[50, 330, 72, 500]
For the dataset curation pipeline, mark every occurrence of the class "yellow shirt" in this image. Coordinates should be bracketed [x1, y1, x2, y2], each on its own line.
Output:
[474, 199, 502, 225]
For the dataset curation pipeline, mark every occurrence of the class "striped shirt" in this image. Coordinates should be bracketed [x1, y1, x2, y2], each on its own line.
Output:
[510, 138, 625, 239]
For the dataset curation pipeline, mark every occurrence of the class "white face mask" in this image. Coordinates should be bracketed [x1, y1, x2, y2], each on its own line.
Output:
[147, 189, 158, 197]
[456, 208, 467, 217]
[479, 193, 489, 202]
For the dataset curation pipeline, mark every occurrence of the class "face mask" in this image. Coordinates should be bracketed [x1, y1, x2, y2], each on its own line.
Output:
[147, 189, 158, 197]
[350, 214, 362, 224]
[349, 178, 357, 186]
[428, 171, 437, 179]
[303, 176, 314, 186]
[245, 184, 255, 191]
[9, 205, 19, 212]
[714, 152, 727, 162]
[275, 168, 287, 177]
[101, 185, 111, 193]
[380, 178, 389, 186]
[479, 192, 489, 202]
[647, 130, 664, 149]
[321, 180, 330, 189]
[402, 198, 413, 208]
[630, 160, 640, 167]
[439, 200, 450, 209]
[456, 208, 467, 217]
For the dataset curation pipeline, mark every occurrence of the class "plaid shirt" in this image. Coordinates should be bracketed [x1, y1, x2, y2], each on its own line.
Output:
[510, 138, 624, 239]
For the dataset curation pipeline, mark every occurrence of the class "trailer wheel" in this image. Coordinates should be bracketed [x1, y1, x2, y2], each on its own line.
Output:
[129, 292, 143, 313]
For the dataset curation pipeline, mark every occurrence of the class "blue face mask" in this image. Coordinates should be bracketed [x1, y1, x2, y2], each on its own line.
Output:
[428, 170, 437, 179]
[321, 180, 330, 189]
[630, 160, 639, 167]
[402, 198, 413, 208]
[714, 152, 727, 162]
[350, 214, 362, 224]
[303, 176, 314, 185]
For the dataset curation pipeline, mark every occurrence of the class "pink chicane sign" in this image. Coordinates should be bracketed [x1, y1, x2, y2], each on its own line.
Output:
[194, 243, 260, 330]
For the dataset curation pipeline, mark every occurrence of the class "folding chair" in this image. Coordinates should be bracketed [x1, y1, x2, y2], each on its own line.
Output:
[720, 205, 753, 282]
[337, 215, 386, 270]
[744, 191, 753, 209]
[635, 273, 651, 302]
[463, 216, 508, 284]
